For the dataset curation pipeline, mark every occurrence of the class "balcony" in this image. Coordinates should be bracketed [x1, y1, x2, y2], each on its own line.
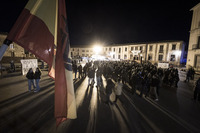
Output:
[159, 50, 164, 53]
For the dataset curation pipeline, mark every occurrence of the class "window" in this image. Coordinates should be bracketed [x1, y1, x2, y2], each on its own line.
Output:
[106, 48, 107, 51]
[195, 55, 200, 68]
[10, 44, 14, 49]
[11, 52, 15, 57]
[124, 54, 127, 59]
[149, 46, 152, 51]
[148, 54, 152, 60]
[118, 55, 120, 59]
[159, 45, 164, 53]
[158, 55, 163, 61]
[125, 47, 127, 51]
[82, 50, 85, 52]
[113, 48, 115, 52]
[82, 54, 85, 56]
[130, 54, 133, 59]
[140, 46, 143, 51]
[109, 48, 111, 51]
[198, 36, 200, 48]
[113, 54, 115, 59]
[86, 50, 89, 52]
[119, 48, 121, 53]
[131, 47, 133, 50]
[135, 47, 138, 50]
[172, 44, 176, 50]
[170, 55, 175, 61]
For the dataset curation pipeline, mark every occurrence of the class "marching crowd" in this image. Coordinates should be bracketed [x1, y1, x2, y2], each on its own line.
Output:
[72, 60, 200, 103]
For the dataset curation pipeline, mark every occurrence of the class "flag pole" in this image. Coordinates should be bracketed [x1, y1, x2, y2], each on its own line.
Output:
[0, 39, 12, 61]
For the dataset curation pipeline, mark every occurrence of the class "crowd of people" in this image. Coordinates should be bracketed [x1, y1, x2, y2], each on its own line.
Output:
[72, 60, 187, 102]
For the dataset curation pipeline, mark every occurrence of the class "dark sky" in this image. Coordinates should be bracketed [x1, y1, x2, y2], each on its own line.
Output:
[0, 0, 199, 46]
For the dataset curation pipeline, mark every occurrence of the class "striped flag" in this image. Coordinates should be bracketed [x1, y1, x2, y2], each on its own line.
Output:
[6, 0, 77, 126]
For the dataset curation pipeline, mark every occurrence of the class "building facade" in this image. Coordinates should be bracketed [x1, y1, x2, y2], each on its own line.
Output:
[187, 3, 200, 71]
[71, 40, 186, 66]
[0, 33, 36, 63]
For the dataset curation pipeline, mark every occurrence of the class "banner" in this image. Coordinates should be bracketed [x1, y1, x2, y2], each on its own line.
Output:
[158, 63, 169, 69]
[20, 59, 38, 75]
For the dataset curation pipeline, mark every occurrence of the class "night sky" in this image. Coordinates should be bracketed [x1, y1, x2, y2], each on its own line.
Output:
[0, 0, 199, 46]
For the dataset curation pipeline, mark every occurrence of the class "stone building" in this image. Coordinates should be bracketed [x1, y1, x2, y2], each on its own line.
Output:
[0, 33, 35, 63]
[71, 40, 186, 66]
[187, 2, 200, 71]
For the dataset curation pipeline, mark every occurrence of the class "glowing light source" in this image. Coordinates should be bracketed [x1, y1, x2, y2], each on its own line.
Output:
[175, 51, 181, 56]
[93, 45, 102, 54]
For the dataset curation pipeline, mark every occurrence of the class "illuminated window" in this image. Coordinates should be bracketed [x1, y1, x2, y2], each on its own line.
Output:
[10, 44, 14, 49]
[170, 55, 175, 61]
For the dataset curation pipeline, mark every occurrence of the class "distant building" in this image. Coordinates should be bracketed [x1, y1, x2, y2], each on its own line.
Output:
[186, 3, 200, 71]
[71, 40, 186, 67]
[0, 33, 35, 62]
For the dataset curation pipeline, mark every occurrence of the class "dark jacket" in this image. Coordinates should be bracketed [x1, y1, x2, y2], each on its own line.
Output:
[26, 71, 35, 79]
[34, 71, 41, 79]
[106, 78, 115, 95]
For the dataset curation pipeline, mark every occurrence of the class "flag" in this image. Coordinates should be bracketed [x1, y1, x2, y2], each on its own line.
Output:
[6, 0, 77, 126]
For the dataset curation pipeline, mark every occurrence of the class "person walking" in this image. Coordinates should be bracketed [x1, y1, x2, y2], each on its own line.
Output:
[78, 65, 83, 79]
[193, 77, 200, 102]
[73, 63, 78, 79]
[96, 68, 103, 88]
[114, 78, 123, 103]
[34, 67, 41, 92]
[105, 78, 115, 104]
[88, 67, 95, 86]
[26, 68, 35, 92]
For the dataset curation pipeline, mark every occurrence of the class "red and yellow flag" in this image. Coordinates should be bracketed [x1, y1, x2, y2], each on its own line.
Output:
[6, 0, 77, 126]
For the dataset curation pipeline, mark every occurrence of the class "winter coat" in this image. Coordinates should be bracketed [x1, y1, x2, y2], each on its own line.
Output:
[34, 71, 41, 79]
[26, 71, 35, 79]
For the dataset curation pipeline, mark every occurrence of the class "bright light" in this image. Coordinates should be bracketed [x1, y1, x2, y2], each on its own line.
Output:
[175, 51, 181, 56]
[109, 52, 115, 56]
[93, 45, 102, 54]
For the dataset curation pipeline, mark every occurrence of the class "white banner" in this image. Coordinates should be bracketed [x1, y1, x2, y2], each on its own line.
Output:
[158, 63, 169, 69]
[20, 59, 38, 75]
[131, 50, 141, 55]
